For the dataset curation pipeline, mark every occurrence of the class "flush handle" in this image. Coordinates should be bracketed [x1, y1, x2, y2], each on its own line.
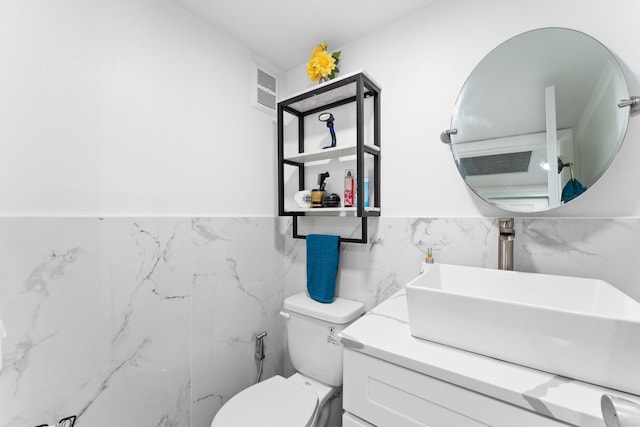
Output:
[279, 310, 290, 320]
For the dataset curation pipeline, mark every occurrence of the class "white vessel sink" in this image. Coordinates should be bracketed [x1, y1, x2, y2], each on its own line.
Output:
[406, 263, 640, 396]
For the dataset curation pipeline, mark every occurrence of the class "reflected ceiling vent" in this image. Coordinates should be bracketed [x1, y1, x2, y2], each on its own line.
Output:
[459, 151, 532, 176]
[251, 62, 278, 117]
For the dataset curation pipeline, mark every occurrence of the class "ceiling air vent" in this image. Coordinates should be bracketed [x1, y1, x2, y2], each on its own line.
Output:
[459, 151, 532, 176]
[251, 63, 278, 117]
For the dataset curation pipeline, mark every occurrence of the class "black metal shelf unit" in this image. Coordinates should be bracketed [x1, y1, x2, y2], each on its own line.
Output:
[277, 70, 381, 244]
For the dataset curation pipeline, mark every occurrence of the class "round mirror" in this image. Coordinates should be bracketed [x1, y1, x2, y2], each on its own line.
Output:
[449, 27, 630, 212]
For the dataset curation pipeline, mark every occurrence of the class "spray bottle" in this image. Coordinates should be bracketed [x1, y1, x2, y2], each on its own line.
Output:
[344, 170, 354, 207]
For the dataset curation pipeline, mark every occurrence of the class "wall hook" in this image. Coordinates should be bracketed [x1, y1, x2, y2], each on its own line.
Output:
[557, 157, 575, 180]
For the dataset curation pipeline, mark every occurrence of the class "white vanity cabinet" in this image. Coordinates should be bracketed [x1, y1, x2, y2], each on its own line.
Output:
[342, 348, 574, 427]
[343, 412, 375, 427]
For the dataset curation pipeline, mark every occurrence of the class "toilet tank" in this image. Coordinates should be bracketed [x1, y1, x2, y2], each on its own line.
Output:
[283, 292, 365, 387]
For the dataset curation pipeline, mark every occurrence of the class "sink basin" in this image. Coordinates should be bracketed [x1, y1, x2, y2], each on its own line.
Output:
[406, 263, 640, 395]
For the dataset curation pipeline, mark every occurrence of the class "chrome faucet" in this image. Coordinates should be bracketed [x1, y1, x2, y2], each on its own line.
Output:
[498, 218, 515, 271]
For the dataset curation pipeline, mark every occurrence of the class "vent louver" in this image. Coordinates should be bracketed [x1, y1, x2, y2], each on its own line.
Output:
[459, 151, 532, 176]
[257, 69, 276, 92]
[251, 63, 277, 116]
[257, 87, 276, 110]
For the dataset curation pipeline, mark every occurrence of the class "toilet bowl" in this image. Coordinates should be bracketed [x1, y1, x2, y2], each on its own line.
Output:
[211, 373, 334, 427]
[210, 292, 365, 427]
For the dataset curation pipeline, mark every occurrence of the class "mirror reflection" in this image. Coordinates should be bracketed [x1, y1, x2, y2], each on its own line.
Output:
[449, 27, 629, 212]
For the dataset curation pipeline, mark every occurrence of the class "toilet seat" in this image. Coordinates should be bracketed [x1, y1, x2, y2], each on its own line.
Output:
[211, 375, 319, 427]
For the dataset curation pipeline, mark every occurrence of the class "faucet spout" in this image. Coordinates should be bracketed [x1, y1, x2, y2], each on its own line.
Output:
[498, 218, 515, 271]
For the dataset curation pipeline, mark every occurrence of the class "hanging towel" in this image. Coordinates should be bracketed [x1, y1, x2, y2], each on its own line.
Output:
[306, 234, 340, 303]
[561, 178, 587, 203]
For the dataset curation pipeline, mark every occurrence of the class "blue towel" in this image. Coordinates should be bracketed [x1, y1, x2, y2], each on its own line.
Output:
[306, 234, 340, 303]
[561, 178, 587, 203]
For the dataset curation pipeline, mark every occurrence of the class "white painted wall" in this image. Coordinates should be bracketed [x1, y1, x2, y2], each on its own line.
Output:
[4, 0, 640, 218]
[285, 0, 640, 217]
[0, 0, 280, 216]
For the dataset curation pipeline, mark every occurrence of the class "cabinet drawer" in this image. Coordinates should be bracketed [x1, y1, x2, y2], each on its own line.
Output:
[344, 412, 376, 427]
[343, 349, 573, 427]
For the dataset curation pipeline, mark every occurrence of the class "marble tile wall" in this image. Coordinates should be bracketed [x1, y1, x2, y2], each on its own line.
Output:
[284, 217, 640, 308]
[190, 218, 284, 426]
[1, 216, 638, 426]
[0, 218, 285, 427]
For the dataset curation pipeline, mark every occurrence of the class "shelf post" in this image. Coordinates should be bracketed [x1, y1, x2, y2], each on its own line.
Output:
[356, 73, 364, 218]
[373, 76, 381, 210]
[277, 103, 285, 216]
[298, 111, 305, 190]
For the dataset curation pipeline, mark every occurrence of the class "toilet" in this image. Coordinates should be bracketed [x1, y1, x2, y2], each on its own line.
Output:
[211, 292, 365, 427]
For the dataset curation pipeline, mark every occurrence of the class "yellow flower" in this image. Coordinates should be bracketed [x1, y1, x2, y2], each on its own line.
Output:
[310, 41, 327, 57]
[307, 50, 336, 81]
[306, 42, 341, 82]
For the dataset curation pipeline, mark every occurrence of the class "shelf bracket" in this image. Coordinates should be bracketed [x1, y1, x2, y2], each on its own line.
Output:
[292, 216, 368, 244]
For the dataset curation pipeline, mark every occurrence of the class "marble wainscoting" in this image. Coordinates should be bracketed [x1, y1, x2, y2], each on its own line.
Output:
[0, 217, 285, 427]
[284, 217, 640, 308]
[2, 215, 639, 426]
[190, 218, 284, 426]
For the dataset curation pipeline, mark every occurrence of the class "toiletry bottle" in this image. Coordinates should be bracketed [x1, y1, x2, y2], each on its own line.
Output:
[363, 167, 370, 208]
[344, 170, 354, 207]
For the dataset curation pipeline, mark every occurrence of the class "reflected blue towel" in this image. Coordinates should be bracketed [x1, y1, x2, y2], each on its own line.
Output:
[306, 234, 340, 303]
[561, 178, 587, 203]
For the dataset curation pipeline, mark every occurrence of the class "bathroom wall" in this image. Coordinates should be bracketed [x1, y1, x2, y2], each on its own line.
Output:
[281, 0, 640, 313]
[0, 0, 280, 216]
[284, 217, 640, 308]
[284, 0, 640, 218]
[0, 217, 285, 427]
[3, 0, 640, 426]
[0, 1, 286, 426]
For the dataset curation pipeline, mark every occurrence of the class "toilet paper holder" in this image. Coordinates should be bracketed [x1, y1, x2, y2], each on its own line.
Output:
[34, 415, 76, 427]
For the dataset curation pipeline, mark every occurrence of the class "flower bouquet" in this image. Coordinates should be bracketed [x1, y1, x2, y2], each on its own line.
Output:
[306, 42, 341, 83]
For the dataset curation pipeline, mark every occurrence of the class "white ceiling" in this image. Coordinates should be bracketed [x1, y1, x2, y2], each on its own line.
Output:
[175, 0, 436, 71]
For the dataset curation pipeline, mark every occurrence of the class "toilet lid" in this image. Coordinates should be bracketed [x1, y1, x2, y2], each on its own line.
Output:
[211, 375, 318, 427]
